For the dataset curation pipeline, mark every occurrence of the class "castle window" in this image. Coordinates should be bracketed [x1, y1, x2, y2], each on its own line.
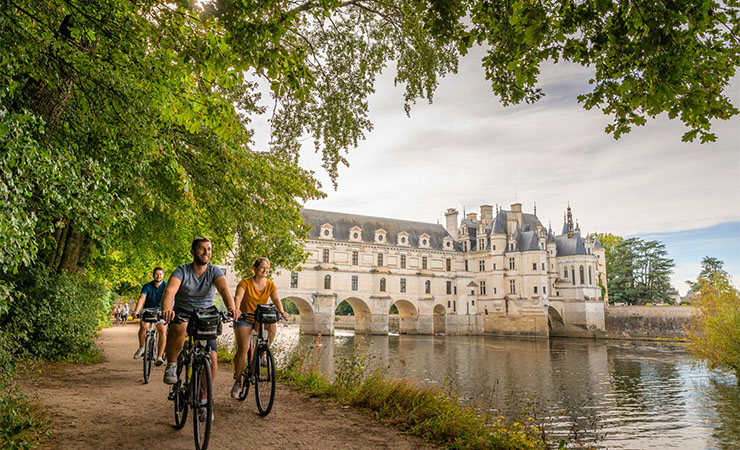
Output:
[480, 281, 486, 296]
[377, 253, 384, 266]
[589, 266, 593, 285]
[580, 266, 585, 285]
[352, 251, 358, 265]
[509, 280, 516, 294]
[400, 255, 406, 269]
[480, 260, 485, 272]
[446, 258, 451, 271]
[493, 245, 496, 251]
[400, 278, 406, 293]
[543, 285, 546, 294]
[564, 267, 568, 278]
[493, 263, 496, 270]
[322, 249, 329, 263]
[532, 263, 537, 271]
[425, 280, 431, 294]
[422, 257, 428, 270]
[446, 281, 452, 295]
[542, 262, 545, 271]
[290, 272, 298, 289]
[571, 267, 576, 285]
[464, 260, 468, 271]
[380, 278, 386, 292]
[324, 275, 331, 290]
[351, 275, 358, 291]
[323, 229, 329, 236]
[534, 286, 538, 294]
[509, 258, 515, 270]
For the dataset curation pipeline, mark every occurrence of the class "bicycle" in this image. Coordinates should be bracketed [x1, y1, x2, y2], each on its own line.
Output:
[235, 304, 280, 416]
[168, 307, 230, 450]
[139, 308, 162, 384]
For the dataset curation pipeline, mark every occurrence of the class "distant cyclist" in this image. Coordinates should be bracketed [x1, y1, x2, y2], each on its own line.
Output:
[132, 267, 168, 365]
[121, 303, 130, 325]
[230, 257, 289, 399]
[161, 237, 237, 392]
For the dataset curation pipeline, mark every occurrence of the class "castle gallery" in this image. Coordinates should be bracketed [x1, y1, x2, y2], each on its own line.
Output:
[271, 203, 608, 338]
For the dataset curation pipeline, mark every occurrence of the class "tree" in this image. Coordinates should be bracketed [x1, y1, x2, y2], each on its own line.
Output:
[596, 234, 675, 304]
[1, 0, 738, 291]
[686, 267, 740, 380]
[686, 256, 731, 296]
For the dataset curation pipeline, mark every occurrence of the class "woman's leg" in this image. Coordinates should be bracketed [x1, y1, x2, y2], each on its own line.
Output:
[233, 323, 253, 383]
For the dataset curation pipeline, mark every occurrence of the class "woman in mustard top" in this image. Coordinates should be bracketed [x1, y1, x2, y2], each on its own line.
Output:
[231, 257, 289, 399]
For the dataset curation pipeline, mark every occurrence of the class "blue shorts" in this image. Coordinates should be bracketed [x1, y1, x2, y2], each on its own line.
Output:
[234, 313, 255, 328]
[173, 310, 217, 352]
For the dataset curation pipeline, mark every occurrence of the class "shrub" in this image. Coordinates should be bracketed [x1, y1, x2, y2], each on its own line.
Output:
[2, 267, 112, 362]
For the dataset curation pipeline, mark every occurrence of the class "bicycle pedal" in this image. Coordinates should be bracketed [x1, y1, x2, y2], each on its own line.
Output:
[168, 391, 176, 401]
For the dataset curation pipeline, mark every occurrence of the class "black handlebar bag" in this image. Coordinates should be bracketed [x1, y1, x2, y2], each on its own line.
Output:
[187, 306, 221, 340]
[254, 304, 279, 324]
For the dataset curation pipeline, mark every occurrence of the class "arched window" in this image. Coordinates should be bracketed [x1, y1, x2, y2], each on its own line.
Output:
[588, 266, 593, 285]
[564, 267, 568, 278]
[380, 278, 386, 292]
[324, 274, 331, 290]
[571, 267, 576, 285]
[425, 280, 431, 294]
[579, 266, 585, 285]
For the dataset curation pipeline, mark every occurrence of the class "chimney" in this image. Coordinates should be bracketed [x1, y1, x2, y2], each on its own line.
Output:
[466, 212, 477, 223]
[509, 202, 523, 226]
[445, 208, 459, 237]
[480, 205, 493, 226]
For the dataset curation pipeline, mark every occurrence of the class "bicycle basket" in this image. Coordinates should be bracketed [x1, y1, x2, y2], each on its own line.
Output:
[141, 309, 159, 323]
[188, 306, 221, 340]
[254, 304, 279, 324]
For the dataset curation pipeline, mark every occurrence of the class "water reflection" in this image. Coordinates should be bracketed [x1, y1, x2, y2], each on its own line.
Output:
[293, 330, 739, 449]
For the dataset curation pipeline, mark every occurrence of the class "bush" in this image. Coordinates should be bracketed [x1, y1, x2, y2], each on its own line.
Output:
[2, 267, 113, 362]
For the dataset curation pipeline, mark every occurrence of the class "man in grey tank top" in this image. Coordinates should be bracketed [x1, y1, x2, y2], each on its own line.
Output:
[161, 237, 237, 388]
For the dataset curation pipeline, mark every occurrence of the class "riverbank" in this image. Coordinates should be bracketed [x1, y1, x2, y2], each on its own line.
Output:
[19, 324, 437, 449]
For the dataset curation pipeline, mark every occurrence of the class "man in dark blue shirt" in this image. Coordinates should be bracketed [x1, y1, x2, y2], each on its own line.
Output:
[132, 267, 168, 365]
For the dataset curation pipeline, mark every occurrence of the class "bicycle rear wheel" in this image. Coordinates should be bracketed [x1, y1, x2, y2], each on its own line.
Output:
[143, 332, 155, 383]
[173, 358, 188, 429]
[193, 358, 212, 450]
[254, 345, 276, 416]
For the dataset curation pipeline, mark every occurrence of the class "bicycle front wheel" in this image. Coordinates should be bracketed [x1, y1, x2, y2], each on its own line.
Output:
[143, 332, 155, 383]
[237, 364, 250, 401]
[173, 357, 188, 429]
[192, 358, 213, 450]
[254, 345, 276, 416]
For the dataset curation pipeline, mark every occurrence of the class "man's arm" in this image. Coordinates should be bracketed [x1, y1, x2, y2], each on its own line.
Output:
[214, 275, 237, 319]
[161, 276, 182, 323]
[133, 292, 147, 316]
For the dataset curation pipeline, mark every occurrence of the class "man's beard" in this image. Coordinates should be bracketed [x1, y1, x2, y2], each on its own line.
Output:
[194, 255, 209, 266]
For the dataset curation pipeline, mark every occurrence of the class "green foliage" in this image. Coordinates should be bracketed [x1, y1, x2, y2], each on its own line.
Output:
[596, 233, 675, 305]
[1, 268, 112, 362]
[282, 298, 300, 315]
[335, 300, 354, 316]
[686, 256, 731, 296]
[687, 271, 740, 380]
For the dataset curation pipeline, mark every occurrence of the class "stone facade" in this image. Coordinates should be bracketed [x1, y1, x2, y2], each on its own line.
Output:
[273, 203, 607, 338]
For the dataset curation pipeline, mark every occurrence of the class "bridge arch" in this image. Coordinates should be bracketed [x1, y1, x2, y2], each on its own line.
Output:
[338, 296, 373, 334]
[433, 304, 446, 335]
[390, 299, 418, 334]
[282, 295, 315, 334]
[547, 306, 566, 337]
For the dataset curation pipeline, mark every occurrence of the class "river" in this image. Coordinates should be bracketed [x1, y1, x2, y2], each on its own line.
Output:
[282, 328, 740, 449]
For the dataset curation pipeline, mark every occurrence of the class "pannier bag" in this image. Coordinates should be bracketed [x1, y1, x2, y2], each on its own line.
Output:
[254, 304, 279, 324]
[188, 306, 221, 340]
[141, 309, 160, 323]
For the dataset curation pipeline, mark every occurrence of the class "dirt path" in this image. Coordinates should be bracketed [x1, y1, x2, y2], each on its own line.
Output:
[24, 324, 436, 449]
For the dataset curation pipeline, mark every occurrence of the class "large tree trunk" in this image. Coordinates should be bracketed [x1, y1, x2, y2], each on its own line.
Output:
[58, 226, 86, 274]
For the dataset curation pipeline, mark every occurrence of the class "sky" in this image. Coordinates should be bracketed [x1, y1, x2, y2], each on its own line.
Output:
[253, 47, 740, 295]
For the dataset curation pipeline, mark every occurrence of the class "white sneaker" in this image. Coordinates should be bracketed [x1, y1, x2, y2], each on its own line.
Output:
[133, 347, 145, 359]
[163, 363, 178, 384]
[155, 357, 164, 366]
[231, 382, 241, 399]
[198, 407, 214, 423]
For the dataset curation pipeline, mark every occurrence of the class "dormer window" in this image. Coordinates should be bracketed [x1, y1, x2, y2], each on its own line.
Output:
[443, 236, 454, 251]
[374, 228, 388, 245]
[397, 231, 410, 247]
[419, 233, 431, 249]
[349, 226, 362, 242]
[320, 223, 334, 240]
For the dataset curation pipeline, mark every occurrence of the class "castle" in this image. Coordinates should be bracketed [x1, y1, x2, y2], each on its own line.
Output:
[271, 203, 607, 337]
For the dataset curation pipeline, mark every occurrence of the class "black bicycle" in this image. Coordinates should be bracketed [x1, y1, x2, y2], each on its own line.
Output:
[139, 308, 162, 383]
[235, 304, 280, 416]
[169, 307, 230, 450]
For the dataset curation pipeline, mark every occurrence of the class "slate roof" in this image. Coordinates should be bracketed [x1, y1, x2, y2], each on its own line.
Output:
[301, 209, 458, 251]
[553, 232, 588, 256]
[592, 236, 604, 250]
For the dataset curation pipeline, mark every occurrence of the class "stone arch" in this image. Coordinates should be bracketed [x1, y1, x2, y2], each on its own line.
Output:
[390, 299, 418, 334]
[339, 296, 373, 334]
[433, 304, 446, 335]
[548, 306, 566, 337]
[282, 296, 316, 334]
